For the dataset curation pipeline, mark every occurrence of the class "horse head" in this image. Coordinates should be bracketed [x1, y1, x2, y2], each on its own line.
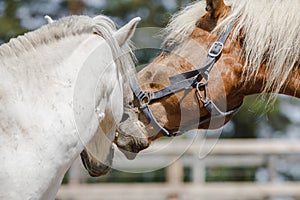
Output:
[79, 17, 141, 176]
[116, 0, 300, 157]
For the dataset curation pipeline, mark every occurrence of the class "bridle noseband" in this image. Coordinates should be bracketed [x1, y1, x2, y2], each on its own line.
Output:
[130, 22, 242, 137]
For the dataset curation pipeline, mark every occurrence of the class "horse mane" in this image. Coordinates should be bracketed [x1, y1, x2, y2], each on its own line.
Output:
[217, 0, 300, 98]
[0, 16, 93, 57]
[163, 0, 300, 99]
[0, 15, 135, 80]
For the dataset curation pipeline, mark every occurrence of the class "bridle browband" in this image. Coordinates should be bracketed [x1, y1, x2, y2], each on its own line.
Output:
[129, 22, 242, 137]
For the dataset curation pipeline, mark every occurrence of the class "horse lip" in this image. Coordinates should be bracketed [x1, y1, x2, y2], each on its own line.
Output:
[86, 163, 111, 177]
[80, 148, 114, 177]
[115, 123, 149, 159]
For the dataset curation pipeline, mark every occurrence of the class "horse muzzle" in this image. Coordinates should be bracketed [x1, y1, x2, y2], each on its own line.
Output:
[115, 114, 149, 160]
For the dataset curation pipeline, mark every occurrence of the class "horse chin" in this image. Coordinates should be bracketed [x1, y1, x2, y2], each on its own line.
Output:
[80, 147, 114, 177]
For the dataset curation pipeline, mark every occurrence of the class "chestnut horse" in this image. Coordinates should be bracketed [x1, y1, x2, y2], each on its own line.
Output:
[116, 0, 300, 157]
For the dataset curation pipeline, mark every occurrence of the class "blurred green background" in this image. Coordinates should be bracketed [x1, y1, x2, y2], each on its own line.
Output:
[1, 0, 300, 184]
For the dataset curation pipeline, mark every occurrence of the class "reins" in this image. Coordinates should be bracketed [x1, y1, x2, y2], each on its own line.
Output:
[130, 21, 242, 137]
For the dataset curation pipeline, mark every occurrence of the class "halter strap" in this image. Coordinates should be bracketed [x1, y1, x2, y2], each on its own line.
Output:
[129, 21, 241, 137]
[169, 22, 234, 83]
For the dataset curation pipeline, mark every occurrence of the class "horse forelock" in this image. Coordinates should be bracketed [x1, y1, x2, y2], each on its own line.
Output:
[92, 15, 136, 84]
[162, 1, 207, 51]
[216, 0, 300, 100]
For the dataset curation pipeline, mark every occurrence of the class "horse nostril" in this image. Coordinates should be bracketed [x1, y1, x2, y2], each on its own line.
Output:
[145, 71, 153, 79]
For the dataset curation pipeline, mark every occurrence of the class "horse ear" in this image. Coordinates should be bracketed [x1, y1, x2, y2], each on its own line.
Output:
[114, 17, 141, 47]
[44, 15, 54, 24]
[206, 0, 226, 17]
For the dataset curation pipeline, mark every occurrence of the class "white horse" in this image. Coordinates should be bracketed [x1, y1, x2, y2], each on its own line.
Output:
[0, 15, 140, 199]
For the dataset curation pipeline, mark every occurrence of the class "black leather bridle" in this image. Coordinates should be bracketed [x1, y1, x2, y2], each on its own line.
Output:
[129, 22, 242, 137]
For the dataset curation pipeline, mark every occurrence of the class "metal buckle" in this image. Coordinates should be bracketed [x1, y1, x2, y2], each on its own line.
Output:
[208, 41, 224, 58]
[196, 82, 209, 105]
[139, 91, 152, 108]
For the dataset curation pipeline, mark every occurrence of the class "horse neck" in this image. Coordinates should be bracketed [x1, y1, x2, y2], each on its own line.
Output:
[217, 38, 300, 103]
[0, 34, 90, 90]
[242, 63, 300, 98]
[281, 65, 300, 97]
[215, 46, 300, 109]
[218, 1, 300, 101]
[0, 33, 118, 153]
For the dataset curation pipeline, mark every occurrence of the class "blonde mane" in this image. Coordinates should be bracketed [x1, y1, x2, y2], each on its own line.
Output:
[0, 15, 135, 79]
[163, 0, 300, 98]
[218, 0, 300, 97]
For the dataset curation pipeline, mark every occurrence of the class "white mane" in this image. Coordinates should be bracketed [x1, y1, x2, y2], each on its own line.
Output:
[0, 15, 135, 80]
[163, 0, 300, 97]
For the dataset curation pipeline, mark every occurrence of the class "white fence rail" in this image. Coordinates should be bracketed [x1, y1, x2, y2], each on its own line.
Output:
[57, 183, 300, 200]
[57, 139, 300, 200]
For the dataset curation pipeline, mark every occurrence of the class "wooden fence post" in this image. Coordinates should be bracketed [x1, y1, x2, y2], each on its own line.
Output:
[166, 156, 184, 185]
